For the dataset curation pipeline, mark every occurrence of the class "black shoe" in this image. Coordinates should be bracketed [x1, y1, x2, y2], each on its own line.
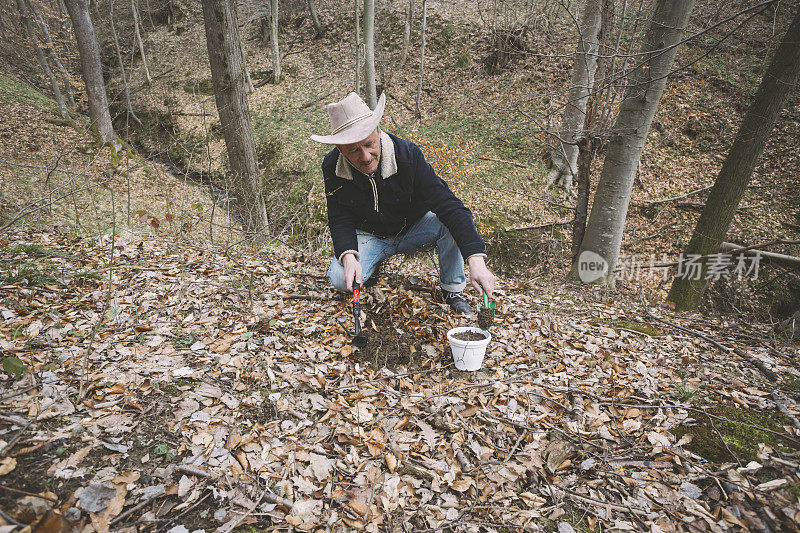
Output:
[364, 261, 383, 288]
[443, 290, 474, 316]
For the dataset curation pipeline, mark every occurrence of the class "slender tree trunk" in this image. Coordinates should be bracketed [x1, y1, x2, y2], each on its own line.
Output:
[64, 0, 115, 145]
[354, 0, 360, 95]
[363, 0, 376, 108]
[570, 0, 615, 254]
[231, 0, 254, 93]
[26, 0, 76, 108]
[399, 0, 413, 69]
[587, 0, 614, 129]
[571, 136, 600, 260]
[242, 42, 255, 93]
[307, 0, 321, 35]
[17, 0, 69, 118]
[200, 0, 268, 236]
[415, 0, 426, 117]
[131, 0, 151, 85]
[668, 7, 800, 311]
[270, 0, 280, 82]
[110, 0, 140, 125]
[571, 0, 696, 285]
[546, 0, 602, 190]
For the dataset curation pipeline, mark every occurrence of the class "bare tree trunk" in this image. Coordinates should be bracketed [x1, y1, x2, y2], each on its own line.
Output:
[25, 0, 76, 108]
[546, 0, 602, 191]
[668, 6, 800, 311]
[131, 0, 151, 85]
[200, 0, 268, 236]
[399, 0, 413, 69]
[231, 0, 254, 93]
[268, 0, 279, 82]
[0, 5, 7, 39]
[363, 0, 376, 108]
[588, 0, 614, 128]
[242, 42, 255, 93]
[415, 0, 426, 117]
[17, 0, 69, 118]
[308, 0, 321, 35]
[571, 136, 600, 260]
[110, 0, 140, 125]
[64, 0, 116, 145]
[354, 0, 360, 95]
[570, 0, 614, 254]
[571, 0, 696, 285]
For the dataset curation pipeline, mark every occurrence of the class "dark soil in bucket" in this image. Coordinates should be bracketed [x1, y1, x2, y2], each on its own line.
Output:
[477, 307, 495, 330]
[452, 330, 488, 341]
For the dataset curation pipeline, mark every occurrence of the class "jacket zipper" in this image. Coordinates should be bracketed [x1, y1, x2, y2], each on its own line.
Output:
[369, 177, 379, 212]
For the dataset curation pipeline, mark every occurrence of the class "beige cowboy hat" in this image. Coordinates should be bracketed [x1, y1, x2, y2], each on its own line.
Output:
[310, 92, 386, 145]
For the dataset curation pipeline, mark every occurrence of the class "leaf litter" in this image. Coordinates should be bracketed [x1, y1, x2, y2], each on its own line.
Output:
[1, 230, 800, 531]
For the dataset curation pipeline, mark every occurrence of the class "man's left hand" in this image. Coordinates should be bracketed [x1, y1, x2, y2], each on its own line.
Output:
[467, 255, 495, 297]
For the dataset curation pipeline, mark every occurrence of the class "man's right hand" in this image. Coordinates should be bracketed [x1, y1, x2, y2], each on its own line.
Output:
[342, 253, 363, 291]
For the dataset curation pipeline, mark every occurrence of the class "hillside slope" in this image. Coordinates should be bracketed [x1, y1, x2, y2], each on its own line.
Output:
[110, 0, 799, 283]
[0, 74, 236, 242]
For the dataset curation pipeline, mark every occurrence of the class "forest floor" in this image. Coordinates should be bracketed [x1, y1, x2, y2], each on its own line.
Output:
[1, 0, 800, 530]
[1, 229, 800, 531]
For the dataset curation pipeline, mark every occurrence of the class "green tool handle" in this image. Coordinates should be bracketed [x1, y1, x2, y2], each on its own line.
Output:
[482, 289, 490, 308]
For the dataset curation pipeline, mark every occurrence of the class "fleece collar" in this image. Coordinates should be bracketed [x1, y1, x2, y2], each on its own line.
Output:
[335, 130, 398, 180]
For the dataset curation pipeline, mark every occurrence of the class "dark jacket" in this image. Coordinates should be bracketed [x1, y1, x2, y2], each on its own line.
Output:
[322, 132, 486, 261]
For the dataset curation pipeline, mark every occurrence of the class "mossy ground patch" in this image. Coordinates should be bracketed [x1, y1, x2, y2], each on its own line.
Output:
[673, 404, 800, 464]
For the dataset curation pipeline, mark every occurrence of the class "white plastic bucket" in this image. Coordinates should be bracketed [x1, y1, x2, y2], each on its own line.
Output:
[447, 326, 491, 371]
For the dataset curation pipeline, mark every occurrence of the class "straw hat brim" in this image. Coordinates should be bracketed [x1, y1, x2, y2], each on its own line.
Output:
[310, 93, 386, 145]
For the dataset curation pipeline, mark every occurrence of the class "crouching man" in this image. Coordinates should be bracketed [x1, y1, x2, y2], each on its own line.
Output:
[310, 92, 495, 315]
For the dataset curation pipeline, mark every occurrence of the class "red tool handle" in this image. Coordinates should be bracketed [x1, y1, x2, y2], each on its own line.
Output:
[353, 282, 361, 337]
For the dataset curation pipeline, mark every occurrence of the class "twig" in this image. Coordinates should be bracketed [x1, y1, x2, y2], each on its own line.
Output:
[706, 412, 742, 467]
[0, 508, 24, 526]
[0, 415, 28, 425]
[0, 484, 59, 502]
[0, 385, 38, 401]
[721, 242, 800, 267]
[770, 389, 800, 431]
[110, 492, 165, 525]
[644, 185, 713, 205]
[175, 464, 212, 478]
[0, 417, 35, 458]
[478, 156, 528, 168]
[504, 220, 572, 232]
[622, 223, 674, 248]
[501, 431, 525, 467]
[155, 491, 212, 533]
[279, 294, 332, 301]
[732, 347, 780, 382]
[398, 463, 434, 481]
[550, 487, 648, 516]
[641, 306, 729, 352]
[219, 489, 268, 533]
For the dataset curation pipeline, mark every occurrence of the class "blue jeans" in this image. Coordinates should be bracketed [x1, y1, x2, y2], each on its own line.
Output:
[327, 212, 467, 293]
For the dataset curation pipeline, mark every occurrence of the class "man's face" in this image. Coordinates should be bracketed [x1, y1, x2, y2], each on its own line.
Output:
[338, 128, 381, 175]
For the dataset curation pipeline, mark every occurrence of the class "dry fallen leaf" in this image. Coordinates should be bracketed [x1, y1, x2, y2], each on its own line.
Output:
[308, 453, 334, 482]
[385, 452, 398, 473]
[0, 457, 17, 475]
